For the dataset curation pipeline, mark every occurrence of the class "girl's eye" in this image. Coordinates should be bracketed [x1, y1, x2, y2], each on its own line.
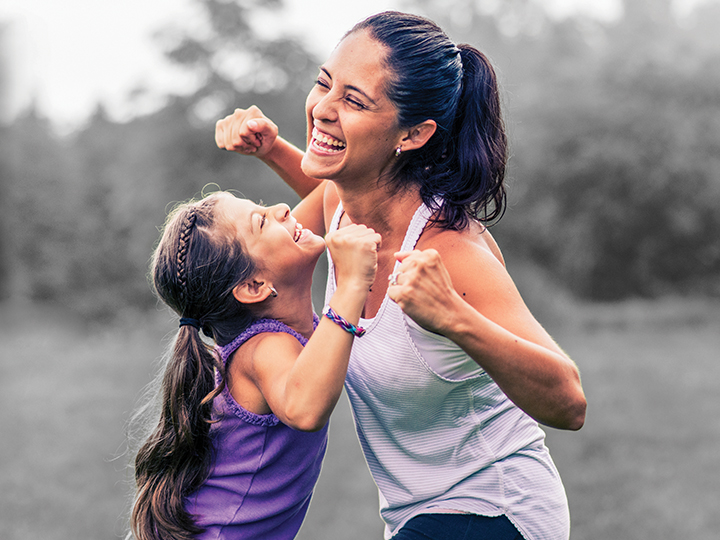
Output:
[260, 213, 267, 229]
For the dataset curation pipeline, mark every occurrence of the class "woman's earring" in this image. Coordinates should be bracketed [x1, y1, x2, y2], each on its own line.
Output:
[395, 146, 402, 157]
[269, 286, 278, 298]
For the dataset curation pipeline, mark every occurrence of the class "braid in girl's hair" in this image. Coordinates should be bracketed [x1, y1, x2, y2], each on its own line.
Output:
[175, 210, 197, 310]
[130, 194, 257, 540]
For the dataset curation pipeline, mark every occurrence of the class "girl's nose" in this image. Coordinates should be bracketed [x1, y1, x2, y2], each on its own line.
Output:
[272, 203, 291, 221]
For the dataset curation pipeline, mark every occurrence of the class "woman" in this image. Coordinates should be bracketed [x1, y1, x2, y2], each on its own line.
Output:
[128, 191, 381, 539]
[215, 11, 586, 540]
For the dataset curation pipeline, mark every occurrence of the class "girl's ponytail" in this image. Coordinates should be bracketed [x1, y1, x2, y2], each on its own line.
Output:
[129, 194, 256, 540]
[131, 328, 223, 540]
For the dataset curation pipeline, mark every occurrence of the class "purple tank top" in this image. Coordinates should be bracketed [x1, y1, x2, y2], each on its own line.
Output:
[185, 315, 327, 539]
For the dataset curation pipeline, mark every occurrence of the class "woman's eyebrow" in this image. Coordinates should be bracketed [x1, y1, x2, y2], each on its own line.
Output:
[320, 67, 378, 106]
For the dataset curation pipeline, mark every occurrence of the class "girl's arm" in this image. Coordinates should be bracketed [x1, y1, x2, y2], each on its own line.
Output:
[215, 106, 321, 199]
[246, 224, 380, 431]
[388, 232, 586, 431]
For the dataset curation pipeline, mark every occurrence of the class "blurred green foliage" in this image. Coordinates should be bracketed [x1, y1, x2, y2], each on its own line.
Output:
[1, 0, 719, 319]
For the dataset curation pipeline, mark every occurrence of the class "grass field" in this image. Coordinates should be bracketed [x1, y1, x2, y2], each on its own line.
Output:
[0, 295, 718, 539]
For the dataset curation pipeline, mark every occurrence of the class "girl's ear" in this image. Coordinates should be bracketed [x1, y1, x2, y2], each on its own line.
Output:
[233, 279, 273, 304]
[401, 119, 437, 151]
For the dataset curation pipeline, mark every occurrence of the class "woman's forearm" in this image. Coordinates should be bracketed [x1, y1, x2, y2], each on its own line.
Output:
[443, 297, 586, 430]
[261, 137, 322, 199]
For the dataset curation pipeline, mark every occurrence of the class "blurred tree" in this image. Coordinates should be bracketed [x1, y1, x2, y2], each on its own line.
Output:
[0, 0, 320, 318]
[155, 0, 316, 144]
[0, 24, 7, 300]
[2, 105, 80, 302]
[517, 0, 720, 299]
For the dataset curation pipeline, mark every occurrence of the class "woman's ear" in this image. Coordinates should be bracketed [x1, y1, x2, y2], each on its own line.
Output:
[233, 279, 273, 304]
[401, 119, 437, 151]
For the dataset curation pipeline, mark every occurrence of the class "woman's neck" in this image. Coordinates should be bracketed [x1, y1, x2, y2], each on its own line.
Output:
[337, 182, 422, 242]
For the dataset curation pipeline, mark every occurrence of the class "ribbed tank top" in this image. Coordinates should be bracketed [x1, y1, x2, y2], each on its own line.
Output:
[325, 202, 570, 540]
[185, 316, 327, 540]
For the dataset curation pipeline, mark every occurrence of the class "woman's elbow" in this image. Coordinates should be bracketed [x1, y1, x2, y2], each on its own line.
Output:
[556, 366, 587, 430]
[555, 389, 587, 431]
[565, 394, 587, 430]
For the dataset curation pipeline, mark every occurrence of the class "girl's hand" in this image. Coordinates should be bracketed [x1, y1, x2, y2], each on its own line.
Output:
[215, 106, 278, 157]
[326, 224, 381, 293]
[387, 249, 461, 335]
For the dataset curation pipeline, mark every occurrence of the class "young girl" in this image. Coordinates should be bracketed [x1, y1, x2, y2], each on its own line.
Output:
[128, 190, 380, 540]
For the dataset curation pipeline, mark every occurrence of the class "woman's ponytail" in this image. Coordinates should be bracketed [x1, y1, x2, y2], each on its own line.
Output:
[450, 44, 508, 225]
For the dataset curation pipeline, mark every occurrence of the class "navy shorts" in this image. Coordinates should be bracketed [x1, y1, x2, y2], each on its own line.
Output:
[391, 513, 523, 540]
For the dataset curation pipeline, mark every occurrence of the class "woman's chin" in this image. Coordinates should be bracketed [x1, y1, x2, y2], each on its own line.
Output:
[301, 150, 341, 180]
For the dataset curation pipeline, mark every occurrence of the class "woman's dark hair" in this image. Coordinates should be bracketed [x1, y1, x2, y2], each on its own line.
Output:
[349, 11, 508, 229]
[130, 193, 256, 540]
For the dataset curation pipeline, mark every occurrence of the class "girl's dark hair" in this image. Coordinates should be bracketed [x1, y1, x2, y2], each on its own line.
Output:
[130, 193, 256, 540]
[349, 11, 508, 229]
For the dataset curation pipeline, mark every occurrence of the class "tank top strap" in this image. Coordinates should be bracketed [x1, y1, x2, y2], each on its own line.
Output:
[329, 201, 344, 233]
[400, 201, 435, 252]
[216, 314, 319, 365]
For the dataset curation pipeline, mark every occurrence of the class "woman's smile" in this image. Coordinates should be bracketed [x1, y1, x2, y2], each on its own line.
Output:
[310, 128, 346, 154]
[301, 30, 404, 184]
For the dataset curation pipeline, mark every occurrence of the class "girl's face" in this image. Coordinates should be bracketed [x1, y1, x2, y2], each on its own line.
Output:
[301, 30, 405, 187]
[215, 194, 326, 281]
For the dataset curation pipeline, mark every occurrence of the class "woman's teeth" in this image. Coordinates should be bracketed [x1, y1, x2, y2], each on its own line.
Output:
[312, 128, 346, 151]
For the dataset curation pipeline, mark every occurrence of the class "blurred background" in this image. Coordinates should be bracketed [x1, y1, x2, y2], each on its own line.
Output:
[0, 0, 719, 538]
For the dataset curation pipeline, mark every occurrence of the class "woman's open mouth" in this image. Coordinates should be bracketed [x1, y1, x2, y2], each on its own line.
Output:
[311, 128, 346, 153]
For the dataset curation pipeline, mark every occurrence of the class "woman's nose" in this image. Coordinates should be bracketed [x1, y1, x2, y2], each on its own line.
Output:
[311, 91, 339, 123]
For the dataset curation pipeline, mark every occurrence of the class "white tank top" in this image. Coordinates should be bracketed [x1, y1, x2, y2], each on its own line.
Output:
[325, 202, 570, 540]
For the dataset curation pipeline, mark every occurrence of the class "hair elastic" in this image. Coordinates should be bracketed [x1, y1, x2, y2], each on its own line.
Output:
[179, 317, 201, 330]
[322, 305, 365, 337]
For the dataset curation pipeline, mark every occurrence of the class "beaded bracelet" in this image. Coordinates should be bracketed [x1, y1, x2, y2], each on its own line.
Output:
[322, 305, 366, 337]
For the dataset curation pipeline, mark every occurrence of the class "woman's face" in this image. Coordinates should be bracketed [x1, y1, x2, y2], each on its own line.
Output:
[301, 30, 405, 187]
[215, 194, 326, 281]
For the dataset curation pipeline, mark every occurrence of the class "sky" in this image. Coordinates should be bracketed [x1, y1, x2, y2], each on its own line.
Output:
[0, 0, 706, 131]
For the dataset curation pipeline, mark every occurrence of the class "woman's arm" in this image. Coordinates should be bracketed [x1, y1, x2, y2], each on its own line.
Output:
[388, 231, 586, 431]
[215, 106, 321, 199]
[245, 224, 381, 431]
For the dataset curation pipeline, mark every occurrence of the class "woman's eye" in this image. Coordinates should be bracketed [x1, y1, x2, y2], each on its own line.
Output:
[345, 96, 366, 110]
[315, 78, 330, 90]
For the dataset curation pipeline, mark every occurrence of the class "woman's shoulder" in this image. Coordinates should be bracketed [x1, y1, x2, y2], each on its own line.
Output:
[419, 221, 506, 269]
[416, 220, 518, 308]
